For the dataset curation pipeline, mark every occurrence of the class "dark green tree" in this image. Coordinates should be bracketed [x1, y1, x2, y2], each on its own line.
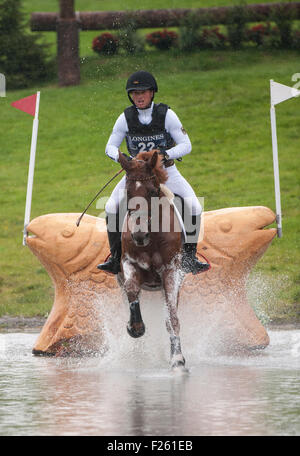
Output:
[0, 0, 54, 89]
[271, 3, 296, 49]
[226, 4, 249, 49]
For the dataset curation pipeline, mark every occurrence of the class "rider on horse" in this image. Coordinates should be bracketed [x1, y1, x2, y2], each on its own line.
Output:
[97, 70, 209, 275]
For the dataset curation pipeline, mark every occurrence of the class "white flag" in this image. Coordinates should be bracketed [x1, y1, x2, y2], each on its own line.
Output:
[270, 80, 300, 106]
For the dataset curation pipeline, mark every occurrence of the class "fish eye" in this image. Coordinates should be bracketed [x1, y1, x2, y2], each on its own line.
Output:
[219, 221, 232, 233]
[62, 228, 75, 238]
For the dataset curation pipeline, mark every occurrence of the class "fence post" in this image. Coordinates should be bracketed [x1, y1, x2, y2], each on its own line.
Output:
[57, 0, 80, 86]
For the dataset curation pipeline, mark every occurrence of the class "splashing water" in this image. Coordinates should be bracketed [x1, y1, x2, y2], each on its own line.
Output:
[0, 274, 299, 436]
[247, 271, 291, 324]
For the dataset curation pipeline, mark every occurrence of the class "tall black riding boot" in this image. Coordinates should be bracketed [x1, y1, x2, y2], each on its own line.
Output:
[182, 214, 210, 275]
[97, 214, 121, 274]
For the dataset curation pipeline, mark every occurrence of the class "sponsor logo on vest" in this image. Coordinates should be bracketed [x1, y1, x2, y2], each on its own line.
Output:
[131, 134, 165, 142]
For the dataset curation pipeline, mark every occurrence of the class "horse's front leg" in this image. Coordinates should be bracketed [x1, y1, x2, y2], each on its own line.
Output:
[162, 264, 186, 371]
[122, 259, 145, 338]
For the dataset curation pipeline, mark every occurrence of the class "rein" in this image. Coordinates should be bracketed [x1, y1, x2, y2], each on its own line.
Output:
[76, 168, 124, 227]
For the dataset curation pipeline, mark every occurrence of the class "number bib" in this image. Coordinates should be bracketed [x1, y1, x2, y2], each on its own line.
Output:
[124, 103, 175, 157]
[126, 131, 171, 156]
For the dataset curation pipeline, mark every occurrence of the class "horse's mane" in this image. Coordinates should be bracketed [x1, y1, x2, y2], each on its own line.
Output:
[135, 150, 168, 184]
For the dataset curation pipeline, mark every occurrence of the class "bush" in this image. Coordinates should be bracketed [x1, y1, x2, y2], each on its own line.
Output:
[246, 23, 280, 47]
[199, 27, 227, 49]
[92, 33, 118, 56]
[226, 4, 249, 49]
[117, 16, 144, 54]
[270, 3, 296, 49]
[146, 29, 178, 51]
[0, 0, 54, 89]
[292, 30, 300, 50]
[178, 12, 201, 52]
[246, 23, 269, 46]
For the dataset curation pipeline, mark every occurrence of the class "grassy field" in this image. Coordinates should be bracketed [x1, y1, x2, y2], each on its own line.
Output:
[0, 1, 299, 323]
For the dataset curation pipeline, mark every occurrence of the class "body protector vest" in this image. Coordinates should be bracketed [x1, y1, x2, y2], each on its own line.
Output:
[124, 103, 175, 157]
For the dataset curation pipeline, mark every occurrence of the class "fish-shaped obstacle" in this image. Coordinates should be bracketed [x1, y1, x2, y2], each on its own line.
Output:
[26, 206, 276, 356]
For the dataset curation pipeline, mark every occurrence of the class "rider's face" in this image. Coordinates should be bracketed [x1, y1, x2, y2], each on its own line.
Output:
[130, 89, 153, 109]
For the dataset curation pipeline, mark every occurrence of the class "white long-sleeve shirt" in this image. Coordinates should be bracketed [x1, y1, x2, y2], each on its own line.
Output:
[105, 102, 192, 162]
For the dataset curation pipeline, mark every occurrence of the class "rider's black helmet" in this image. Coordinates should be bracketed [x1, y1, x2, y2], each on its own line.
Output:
[126, 71, 158, 107]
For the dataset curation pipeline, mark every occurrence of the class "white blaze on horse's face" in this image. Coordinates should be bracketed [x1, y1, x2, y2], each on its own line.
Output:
[135, 181, 142, 190]
[128, 196, 151, 247]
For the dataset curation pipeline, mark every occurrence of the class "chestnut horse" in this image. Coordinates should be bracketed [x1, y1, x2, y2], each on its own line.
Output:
[118, 150, 187, 371]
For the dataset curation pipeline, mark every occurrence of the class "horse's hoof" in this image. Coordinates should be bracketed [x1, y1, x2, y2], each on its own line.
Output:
[171, 361, 189, 374]
[127, 322, 145, 338]
[171, 356, 189, 373]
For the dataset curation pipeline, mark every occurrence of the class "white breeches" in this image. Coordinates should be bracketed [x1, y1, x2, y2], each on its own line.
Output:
[105, 164, 202, 216]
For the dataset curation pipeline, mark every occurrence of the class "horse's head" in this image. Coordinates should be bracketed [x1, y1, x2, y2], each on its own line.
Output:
[118, 150, 167, 247]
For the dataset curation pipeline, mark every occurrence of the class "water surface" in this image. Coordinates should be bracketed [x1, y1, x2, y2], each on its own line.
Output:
[0, 325, 299, 436]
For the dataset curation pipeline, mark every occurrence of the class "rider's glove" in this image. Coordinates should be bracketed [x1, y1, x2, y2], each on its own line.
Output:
[121, 153, 133, 161]
[158, 150, 170, 165]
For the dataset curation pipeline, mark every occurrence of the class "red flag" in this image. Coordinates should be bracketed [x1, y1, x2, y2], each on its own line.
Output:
[11, 93, 37, 116]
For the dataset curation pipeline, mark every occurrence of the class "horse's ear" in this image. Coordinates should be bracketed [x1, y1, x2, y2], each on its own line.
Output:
[118, 150, 132, 171]
[149, 150, 158, 169]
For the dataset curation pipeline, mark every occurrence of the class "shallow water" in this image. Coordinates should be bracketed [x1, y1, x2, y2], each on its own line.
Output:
[0, 324, 299, 436]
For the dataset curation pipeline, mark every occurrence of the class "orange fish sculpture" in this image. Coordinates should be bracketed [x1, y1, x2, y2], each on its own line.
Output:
[26, 206, 276, 356]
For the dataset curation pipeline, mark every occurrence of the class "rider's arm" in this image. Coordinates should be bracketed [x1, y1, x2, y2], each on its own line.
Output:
[165, 109, 192, 160]
[105, 113, 128, 162]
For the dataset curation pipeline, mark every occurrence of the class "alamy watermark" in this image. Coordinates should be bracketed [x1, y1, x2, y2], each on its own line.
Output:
[291, 73, 300, 91]
[0, 73, 6, 97]
[95, 192, 205, 243]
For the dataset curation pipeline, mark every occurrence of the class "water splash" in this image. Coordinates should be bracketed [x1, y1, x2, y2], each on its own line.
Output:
[92, 287, 255, 370]
[95, 291, 170, 371]
[246, 271, 289, 324]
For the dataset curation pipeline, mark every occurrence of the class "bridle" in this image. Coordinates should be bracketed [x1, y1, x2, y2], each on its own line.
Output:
[125, 170, 161, 225]
[126, 175, 156, 182]
[126, 172, 161, 198]
[125, 158, 156, 182]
